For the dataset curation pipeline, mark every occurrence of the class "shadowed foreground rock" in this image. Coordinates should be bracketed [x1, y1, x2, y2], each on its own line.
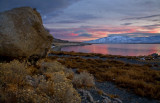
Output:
[0, 7, 53, 58]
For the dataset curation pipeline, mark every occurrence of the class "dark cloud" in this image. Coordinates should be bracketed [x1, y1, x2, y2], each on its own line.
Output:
[90, 28, 132, 32]
[121, 23, 132, 25]
[54, 20, 82, 24]
[109, 33, 160, 37]
[51, 14, 99, 25]
[78, 33, 92, 37]
[79, 26, 94, 28]
[49, 28, 74, 32]
[74, 30, 86, 33]
[0, 0, 80, 14]
[122, 14, 160, 20]
[151, 19, 159, 21]
[44, 13, 99, 24]
[142, 24, 160, 29]
[72, 14, 99, 20]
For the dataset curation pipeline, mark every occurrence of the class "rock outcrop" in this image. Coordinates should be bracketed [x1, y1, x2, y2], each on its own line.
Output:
[0, 7, 53, 58]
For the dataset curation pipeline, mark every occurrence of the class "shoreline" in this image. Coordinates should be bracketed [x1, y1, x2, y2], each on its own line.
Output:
[52, 42, 91, 51]
[51, 43, 160, 57]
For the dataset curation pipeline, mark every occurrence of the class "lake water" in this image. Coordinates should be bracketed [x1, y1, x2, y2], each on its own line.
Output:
[61, 44, 160, 56]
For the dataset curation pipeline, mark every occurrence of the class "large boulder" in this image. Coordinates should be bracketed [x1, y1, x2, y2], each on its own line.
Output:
[0, 7, 53, 58]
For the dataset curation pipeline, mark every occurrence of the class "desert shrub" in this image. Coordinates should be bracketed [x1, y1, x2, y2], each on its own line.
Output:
[37, 60, 65, 73]
[72, 72, 95, 88]
[0, 59, 81, 103]
[0, 60, 29, 102]
[27, 66, 40, 75]
[25, 72, 81, 103]
[0, 60, 28, 86]
[15, 89, 49, 103]
[37, 59, 74, 80]
[64, 68, 74, 80]
[51, 72, 81, 103]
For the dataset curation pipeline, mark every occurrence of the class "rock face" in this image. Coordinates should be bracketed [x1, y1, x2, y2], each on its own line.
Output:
[0, 7, 53, 58]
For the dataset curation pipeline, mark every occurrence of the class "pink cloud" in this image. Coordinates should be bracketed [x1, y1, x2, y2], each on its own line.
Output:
[69, 33, 79, 36]
[49, 25, 160, 42]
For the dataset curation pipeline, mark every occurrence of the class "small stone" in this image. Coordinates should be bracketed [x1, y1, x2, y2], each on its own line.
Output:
[113, 101, 118, 103]
[114, 98, 123, 103]
[79, 89, 95, 103]
[102, 97, 111, 103]
[87, 92, 94, 103]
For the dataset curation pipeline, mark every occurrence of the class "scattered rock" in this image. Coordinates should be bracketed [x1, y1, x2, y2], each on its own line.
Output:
[78, 89, 96, 103]
[102, 99, 110, 103]
[78, 88, 123, 103]
[113, 101, 118, 103]
[113, 98, 122, 103]
[140, 57, 145, 60]
[0, 7, 53, 58]
[102, 96, 111, 103]
[87, 92, 94, 103]
[150, 53, 159, 58]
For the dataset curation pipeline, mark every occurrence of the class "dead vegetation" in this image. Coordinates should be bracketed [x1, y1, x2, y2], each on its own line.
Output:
[72, 72, 95, 88]
[0, 59, 81, 103]
[47, 55, 160, 99]
[50, 51, 160, 62]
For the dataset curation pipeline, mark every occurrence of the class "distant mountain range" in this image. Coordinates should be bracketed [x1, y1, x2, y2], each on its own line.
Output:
[85, 36, 160, 44]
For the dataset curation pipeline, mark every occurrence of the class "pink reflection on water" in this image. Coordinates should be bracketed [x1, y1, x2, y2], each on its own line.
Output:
[61, 44, 160, 56]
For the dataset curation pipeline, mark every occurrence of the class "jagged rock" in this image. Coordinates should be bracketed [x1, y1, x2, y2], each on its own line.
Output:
[0, 7, 53, 58]
[113, 98, 122, 103]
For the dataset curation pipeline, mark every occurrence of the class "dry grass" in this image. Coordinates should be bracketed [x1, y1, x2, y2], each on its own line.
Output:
[48, 56, 160, 99]
[96, 89, 103, 95]
[72, 72, 95, 88]
[50, 51, 145, 59]
[107, 94, 119, 99]
[0, 59, 81, 103]
[50, 51, 116, 58]
[50, 51, 160, 62]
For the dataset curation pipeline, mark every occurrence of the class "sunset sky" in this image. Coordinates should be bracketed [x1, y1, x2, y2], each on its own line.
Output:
[0, 0, 160, 41]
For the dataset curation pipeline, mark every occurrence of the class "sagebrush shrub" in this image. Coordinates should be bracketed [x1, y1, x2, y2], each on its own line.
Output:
[72, 72, 95, 88]
[0, 59, 81, 103]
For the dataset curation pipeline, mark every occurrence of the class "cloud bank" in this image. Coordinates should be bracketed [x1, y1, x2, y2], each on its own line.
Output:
[0, 0, 160, 41]
[0, 0, 80, 14]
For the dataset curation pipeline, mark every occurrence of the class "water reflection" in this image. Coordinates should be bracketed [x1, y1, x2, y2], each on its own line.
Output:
[61, 44, 160, 56]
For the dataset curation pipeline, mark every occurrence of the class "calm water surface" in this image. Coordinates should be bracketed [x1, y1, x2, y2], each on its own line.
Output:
[61, 44, 160, 56]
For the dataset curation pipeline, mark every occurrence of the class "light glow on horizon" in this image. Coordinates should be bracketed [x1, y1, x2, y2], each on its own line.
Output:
[50, 25, 160, 42]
